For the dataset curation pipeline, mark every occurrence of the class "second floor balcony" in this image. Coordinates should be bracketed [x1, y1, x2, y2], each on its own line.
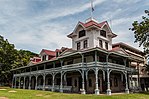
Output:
[14, 61, 137, 77]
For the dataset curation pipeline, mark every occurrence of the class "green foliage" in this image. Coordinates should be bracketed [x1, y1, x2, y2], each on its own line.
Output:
[130, 10, 149, 53]
[0, 35, 37, 84]
[16, 49, 38, 67]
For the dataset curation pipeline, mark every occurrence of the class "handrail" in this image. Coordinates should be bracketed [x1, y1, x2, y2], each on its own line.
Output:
[14, 62, 137, 76]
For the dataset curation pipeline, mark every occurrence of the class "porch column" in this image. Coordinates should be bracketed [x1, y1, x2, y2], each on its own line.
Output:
[18, 77, 21, 89]
[35, 76, 38, 90]
[94, 51, 100, 95]
[81, 70, 86, 94]
[23, 77, 25, 89]
[95, 68, 99, 95]
[43, 74, 45, 91]
[64, 74, 67, 86]
[52, 74, 55, 92]
[106, 69, 111, 95]
[80, 52, 86, 94]
[28, 76, 31, 90]
[124, 72, 129, 94]
[60, 71, 63, 92]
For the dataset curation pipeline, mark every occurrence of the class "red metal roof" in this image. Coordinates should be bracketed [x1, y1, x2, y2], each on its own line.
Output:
[41, 49, 56, 56]
[68, 19, 117, 38]
[79, 20, 107, 28]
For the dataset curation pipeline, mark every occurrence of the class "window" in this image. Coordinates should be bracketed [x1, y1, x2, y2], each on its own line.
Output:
[56, 52, 59, 57]
[77, 42, 80, 50]
[89, 79, 92, 87]
[114, 77, 118, 87]
[100, 30, 106, 37]
[105, 42, 108, 50]
[99, 40, 103, 48]
[83, 40, 88, 48]
[79, 30, 86, 38]
[42, 55, 46, 61]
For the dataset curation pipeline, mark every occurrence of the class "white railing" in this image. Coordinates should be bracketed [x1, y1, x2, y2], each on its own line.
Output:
[62, 63, 82, 69]
[14, 62, 137, 76]
[107, 62, 125, 69]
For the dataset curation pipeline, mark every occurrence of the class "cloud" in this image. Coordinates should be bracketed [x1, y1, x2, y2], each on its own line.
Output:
[112, 0, 141, 4]
[33, 0, 106, 21]
[0, 0, 147, 53]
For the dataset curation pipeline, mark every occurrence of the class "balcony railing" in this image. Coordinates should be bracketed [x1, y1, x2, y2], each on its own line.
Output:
[14, 62, 136, 76]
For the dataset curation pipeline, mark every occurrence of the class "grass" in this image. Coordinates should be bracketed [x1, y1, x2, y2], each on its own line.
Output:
[0, 87, 149, 99]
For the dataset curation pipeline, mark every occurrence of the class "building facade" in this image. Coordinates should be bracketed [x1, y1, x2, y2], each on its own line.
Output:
[11, 18, 144, 95]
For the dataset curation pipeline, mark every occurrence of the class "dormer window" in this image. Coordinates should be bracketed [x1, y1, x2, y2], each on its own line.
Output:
[79, 30, 86, 38]
[42, 55, 46, 61]
[100, 30, 106, 38]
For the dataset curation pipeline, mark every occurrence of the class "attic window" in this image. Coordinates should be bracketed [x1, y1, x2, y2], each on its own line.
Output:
[100, 30, 106, 37]
[42, 55, 46, 61]
[79, 30, 86, 38]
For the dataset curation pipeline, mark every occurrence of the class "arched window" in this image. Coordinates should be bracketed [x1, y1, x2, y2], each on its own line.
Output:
[79, 30, 86, 38]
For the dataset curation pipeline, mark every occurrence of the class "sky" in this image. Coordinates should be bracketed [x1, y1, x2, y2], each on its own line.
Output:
[0, 0, 148, 53]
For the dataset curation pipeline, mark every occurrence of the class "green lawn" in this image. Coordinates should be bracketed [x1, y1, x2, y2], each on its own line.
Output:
[0, 87, 149, 99]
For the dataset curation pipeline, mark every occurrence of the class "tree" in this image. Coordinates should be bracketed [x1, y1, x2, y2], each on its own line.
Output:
[0, 35, 38, 85]
[16, 49, 38, 67]
[130, 10, 149, 53]
[130, 10, 149, 72]
[0, 35, 18, 84]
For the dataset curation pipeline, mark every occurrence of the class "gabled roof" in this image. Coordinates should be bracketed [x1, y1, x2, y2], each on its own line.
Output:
[67, 19, 117, 38]
[40, 49, 56, 56]
[109, 46, 129, 56]
[59, 48, 76, 56]
[80, 20, 101, 28]
[112, 42, 144, 56]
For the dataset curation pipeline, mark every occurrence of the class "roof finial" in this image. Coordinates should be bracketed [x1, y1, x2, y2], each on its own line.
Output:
[90, 0, 94, 19]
